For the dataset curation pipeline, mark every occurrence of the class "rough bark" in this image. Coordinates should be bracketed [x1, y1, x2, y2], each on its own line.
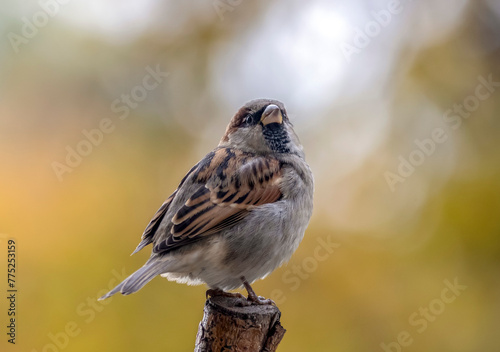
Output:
[194, 296, 286, 352]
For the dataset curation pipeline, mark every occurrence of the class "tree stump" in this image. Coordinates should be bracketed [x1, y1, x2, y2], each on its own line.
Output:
[194, 296, 286, 352]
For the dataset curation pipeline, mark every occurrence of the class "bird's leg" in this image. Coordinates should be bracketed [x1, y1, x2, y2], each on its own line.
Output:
[206, 288, 245, 300]
[241, 277, 275, 305]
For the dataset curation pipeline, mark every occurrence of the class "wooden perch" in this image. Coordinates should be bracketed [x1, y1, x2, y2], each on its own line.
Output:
[194, 296, 286, 352]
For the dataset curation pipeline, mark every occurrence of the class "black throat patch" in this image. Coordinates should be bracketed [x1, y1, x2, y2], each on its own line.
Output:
[262, 123, 291, 153]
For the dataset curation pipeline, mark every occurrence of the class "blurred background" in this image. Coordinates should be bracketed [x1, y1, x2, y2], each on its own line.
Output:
[1, 0, 500, 351]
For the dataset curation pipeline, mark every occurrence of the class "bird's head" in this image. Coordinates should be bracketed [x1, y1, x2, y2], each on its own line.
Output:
[220, 99, 304, 156]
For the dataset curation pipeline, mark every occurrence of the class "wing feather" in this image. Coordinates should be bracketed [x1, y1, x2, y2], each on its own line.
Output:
[153, 148, 283, 254]
[131, 191, 176, 255]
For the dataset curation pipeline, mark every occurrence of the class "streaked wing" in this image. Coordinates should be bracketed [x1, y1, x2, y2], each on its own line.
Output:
[132, 162, 204, 254]
[131, 191, 176, 254]
[153, 148, 283, 253]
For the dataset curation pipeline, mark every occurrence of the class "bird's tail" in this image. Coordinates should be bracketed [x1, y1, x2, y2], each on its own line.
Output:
[98, 260, 166, 300]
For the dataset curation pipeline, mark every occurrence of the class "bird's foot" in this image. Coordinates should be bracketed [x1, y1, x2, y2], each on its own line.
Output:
[246, 293, 276, 306]
[206, 288, 245, 300]
[240, 276, 276, 306]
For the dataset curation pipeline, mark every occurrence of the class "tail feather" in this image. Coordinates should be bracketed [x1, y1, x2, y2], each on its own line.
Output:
[130, 238, 152, 256]
[98, 260, 165, 301]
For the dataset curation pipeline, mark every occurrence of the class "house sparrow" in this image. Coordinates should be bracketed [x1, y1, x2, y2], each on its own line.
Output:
[99, 99, 314, 304]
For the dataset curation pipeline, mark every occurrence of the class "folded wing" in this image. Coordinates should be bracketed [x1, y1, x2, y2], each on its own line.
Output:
[153, 148, 283, 254]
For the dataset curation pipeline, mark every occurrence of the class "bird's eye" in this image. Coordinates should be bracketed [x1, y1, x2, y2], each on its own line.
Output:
[244, 114, 255, 125]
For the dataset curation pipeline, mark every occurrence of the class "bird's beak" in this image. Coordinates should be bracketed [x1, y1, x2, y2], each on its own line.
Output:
[261, 104, 283, 126]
